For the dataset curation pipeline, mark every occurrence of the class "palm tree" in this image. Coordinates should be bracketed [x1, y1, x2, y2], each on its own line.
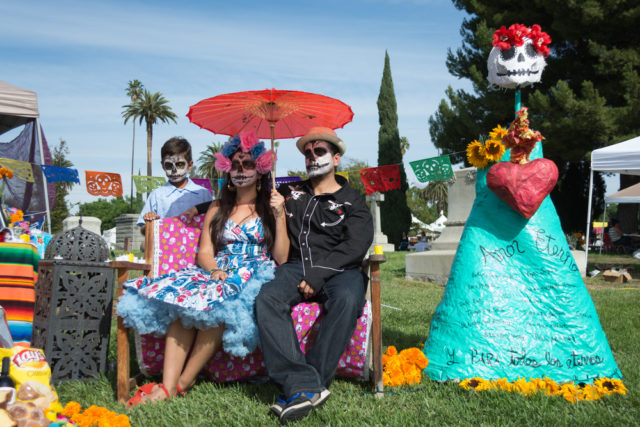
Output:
[196, 141, 225, 198]
[124, 80, 143, 210]
[122, 89, 178, 177]
[422, 180, 449, 216]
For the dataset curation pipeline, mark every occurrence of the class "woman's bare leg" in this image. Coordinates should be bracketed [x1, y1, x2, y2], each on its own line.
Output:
[176, 326, 224, 393]
[145, 320, 196, 402]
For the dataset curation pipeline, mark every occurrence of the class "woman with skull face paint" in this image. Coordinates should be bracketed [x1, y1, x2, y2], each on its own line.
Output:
[118, 131, 287, 406]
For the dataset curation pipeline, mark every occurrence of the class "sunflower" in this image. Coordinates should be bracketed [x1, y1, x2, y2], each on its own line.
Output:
[512, 377, 536, 396]
[594, 378, 627, 395]
[489, 124, 508, 141]
[466, 140, 489, 169]
[581, 384, 603, 401]
[559, 383, 581, 403]
[460, 377, 487, 390]
[491, 377, 513, 392]
[484, 139, 505, 162]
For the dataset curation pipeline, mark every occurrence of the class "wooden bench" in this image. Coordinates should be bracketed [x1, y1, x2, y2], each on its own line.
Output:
[114, 215, 386, 402]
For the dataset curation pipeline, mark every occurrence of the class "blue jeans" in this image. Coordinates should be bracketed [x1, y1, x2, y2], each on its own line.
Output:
[255, 262, 366, 397]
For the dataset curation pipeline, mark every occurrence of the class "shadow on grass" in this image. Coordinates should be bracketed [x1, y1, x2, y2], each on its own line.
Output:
[382, 328, 428, 350]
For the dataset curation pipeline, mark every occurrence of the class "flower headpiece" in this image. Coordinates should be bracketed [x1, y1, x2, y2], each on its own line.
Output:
[213, 130, 275, 174]
[493, 24, 551, 57]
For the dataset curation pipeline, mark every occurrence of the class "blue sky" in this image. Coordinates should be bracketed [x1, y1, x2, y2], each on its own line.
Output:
[2, 0, 472, 208]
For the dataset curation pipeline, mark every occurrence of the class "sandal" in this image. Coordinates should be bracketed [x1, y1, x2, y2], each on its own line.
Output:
[126, 382, 158, 408]
[176, 384, 187, 397]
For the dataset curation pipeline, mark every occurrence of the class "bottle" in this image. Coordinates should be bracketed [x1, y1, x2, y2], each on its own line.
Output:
[0, 356, 15, 405]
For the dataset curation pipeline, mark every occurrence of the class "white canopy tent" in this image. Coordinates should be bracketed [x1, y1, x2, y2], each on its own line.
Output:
[585, 137, 640, 263]
[0, 81, 51, 232]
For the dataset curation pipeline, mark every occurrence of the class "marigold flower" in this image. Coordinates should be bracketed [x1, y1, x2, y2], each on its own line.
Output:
[382, 346, 428, 387]
[63, 401, 82, 418]
[0, 168, 12, 179]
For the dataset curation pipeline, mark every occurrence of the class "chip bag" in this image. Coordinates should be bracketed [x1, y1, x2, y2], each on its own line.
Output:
[0, 347, 50, 390]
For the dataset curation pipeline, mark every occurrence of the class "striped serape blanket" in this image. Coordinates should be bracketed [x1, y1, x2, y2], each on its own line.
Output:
[0, 242, 39, 346]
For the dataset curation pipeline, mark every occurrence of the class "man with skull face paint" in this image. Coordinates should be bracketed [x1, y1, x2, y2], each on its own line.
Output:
[255, 127, 373, 423]
[136, 137, 212, 229]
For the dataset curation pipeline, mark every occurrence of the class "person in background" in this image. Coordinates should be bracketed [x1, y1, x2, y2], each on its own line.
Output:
[398, 231, 409, 250]
[137, 137, 212, 233]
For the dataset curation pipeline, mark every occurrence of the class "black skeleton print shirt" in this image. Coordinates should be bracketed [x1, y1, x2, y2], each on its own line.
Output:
[279, 175, 373, 291]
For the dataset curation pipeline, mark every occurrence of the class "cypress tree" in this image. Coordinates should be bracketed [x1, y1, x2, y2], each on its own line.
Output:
[49, 140, 74, 234]
[377, 51, 411, 247]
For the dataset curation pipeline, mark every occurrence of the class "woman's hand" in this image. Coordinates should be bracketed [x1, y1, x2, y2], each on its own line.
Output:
[210, 269, 228, 281]
[270, 189, 285, 217]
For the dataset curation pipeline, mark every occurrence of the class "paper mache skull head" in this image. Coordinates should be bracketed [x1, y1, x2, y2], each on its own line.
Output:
[487, 24, 551, 89]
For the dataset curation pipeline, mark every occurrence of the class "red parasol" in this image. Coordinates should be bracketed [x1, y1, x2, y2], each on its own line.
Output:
[187, 89, 353, 186]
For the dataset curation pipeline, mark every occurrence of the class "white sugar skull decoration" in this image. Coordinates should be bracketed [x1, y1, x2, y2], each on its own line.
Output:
[487, 24, 551, 89]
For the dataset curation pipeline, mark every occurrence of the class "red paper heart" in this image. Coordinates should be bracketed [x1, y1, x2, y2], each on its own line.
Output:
[486, 158, 558, 219]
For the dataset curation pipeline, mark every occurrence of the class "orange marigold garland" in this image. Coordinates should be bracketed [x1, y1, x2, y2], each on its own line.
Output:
[382, 346, 429, 387]
[62, 401, 131, 427]
[458, 377, 626, 403]
[0, 168, 13, 179]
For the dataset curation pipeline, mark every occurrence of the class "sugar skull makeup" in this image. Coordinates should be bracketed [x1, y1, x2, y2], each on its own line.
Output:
[305, 141, 335, 178]
[162, 155, 190, 183]
[230, 152, 259, 188]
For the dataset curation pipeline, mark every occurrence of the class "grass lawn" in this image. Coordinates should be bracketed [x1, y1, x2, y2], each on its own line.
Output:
[55, 252, 639, 426]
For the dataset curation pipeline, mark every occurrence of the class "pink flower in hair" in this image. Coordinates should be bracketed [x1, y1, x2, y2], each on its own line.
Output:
[239, 130, 259, 152]
[255, 150, 275, 174]
[214, 151, 232, 172]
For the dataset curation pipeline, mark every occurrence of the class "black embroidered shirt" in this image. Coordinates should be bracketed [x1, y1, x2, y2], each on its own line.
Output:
[279, 175, 373, 291]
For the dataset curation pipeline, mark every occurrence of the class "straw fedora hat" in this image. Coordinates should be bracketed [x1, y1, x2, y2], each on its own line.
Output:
[296, 127, 346, 155]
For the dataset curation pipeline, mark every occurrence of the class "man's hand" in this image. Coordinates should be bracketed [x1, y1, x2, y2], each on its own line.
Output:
[178, 206, 198, 224]
[143, 211, 160, 222]
[298, 280, 315, 299]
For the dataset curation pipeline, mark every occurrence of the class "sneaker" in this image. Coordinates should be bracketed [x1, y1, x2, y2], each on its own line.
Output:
[309, 388, 331, 408]
[269, 395, 287, 417]
[278, 389, 331, 424]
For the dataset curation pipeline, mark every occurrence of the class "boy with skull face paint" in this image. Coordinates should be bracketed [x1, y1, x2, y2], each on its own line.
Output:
[136, 137, 212, 229]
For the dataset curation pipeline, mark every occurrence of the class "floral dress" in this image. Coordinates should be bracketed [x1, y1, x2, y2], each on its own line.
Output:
[117, 217, 275, 357]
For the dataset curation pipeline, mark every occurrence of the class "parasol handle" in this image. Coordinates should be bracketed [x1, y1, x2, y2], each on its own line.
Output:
[270, 123, 276, 190]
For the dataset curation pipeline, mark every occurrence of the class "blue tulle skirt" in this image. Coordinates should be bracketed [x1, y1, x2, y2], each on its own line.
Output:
[117, 262, 275, 358]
